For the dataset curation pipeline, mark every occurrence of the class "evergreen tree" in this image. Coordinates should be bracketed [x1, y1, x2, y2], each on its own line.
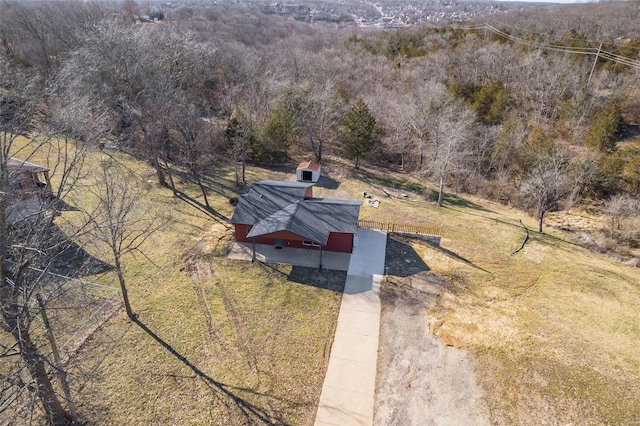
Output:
[585, 102, 623, 153]
[339, 99, 380, 169]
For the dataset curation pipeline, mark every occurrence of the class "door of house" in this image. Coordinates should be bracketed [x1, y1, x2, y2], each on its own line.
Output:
[302, 170, 312, 181]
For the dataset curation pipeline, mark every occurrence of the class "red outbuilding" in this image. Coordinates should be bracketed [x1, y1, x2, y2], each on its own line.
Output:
[296, 161, 322, 183]
[230, 180, 360, 254]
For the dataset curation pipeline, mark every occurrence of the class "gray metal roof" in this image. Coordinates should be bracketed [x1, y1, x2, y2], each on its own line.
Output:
[7, 157, 49, 174]
[231, 180, 360, 245]
[230, 180, 312, 225]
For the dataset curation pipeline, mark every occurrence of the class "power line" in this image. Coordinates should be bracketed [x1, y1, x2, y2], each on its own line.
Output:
[453, 23, 640, 70]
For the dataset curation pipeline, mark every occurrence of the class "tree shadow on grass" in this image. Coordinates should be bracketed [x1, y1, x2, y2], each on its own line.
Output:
[355, 168, 424, 196]
[421, 239, 492, 274]
[437, 191, 495, 213]
[200, 173, 241, 198]
[385, 235, 430, 277]
[53, 198, 80, 213]
[251, 162, 297, 175]
[256, 262, 347, 293]
[287, 266, 346, 292]
[530, 228, 587, 251]
[353, 167, 495, 216]
[133, 318, 289, 425]
[173, 188, 230, 224]
[53, 238, 113, 276]
[18, 224, 113, 276]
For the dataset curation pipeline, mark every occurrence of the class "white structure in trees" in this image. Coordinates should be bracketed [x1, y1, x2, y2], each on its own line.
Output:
[296, 160, 321, 183]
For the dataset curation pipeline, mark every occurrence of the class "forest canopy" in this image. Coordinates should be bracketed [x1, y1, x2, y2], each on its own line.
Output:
[2, 0, 640, 208]
[1, 0, 640, 223]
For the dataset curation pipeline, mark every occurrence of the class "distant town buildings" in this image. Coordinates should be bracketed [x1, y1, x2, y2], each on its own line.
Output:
[140, 0, 556, 29]
[260, 0, 517, 28]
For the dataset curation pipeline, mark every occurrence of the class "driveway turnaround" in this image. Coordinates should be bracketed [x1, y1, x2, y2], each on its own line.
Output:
[315, 228, 387, 426]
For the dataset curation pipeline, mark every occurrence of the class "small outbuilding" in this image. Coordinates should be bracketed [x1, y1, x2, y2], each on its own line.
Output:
[296, 161, 321, 183]
[7, 157, 52, 195]
[5, 157, 53, 226]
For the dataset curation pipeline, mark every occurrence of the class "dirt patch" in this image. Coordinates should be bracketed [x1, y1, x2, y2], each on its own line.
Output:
[375, 235, 489, 425]
[182, 224, 235, 344]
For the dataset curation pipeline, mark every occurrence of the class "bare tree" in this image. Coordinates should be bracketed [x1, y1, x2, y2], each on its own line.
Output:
[84, 158, 167, 319]
[430, 103, 475, 207]
[521, 147, 587, 233]
[408, 82, 475, 206]
[59, 22, 217, 188]
[225, 108, 253, 187]
[375, 94, 415, 171]
[168, 98, 217, 207]
[0, 1, 109, 73]
[283, 82, 346, 163]
[0, 55, 77, 425]
[604, 194, 640, 231]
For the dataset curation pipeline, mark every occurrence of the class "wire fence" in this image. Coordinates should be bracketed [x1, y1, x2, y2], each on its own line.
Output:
[1, 268, 121, 421]
[25, 267, 121, 357]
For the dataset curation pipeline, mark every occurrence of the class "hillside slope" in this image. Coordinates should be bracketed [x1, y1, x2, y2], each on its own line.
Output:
[9, 146, 638, 424]
[335, 161, 640, 425]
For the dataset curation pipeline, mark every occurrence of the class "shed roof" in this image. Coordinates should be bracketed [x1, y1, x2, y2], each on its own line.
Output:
[296, 161, 321, 172]
[7, 157, 49, 174]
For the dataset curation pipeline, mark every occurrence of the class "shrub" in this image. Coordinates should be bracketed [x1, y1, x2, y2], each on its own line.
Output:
[584, 102, 623, 153]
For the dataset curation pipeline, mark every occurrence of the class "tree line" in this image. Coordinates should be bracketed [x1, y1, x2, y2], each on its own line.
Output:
[2, 0, 640, 423]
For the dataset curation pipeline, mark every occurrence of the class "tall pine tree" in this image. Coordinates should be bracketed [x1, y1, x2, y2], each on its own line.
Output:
[339, 99, 380, 169]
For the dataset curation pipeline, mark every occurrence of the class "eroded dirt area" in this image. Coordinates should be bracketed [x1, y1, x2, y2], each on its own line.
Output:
[374, 235, 489, 425]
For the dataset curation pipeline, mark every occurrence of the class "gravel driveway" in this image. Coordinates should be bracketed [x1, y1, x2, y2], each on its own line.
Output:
[374, 237, 489, 425]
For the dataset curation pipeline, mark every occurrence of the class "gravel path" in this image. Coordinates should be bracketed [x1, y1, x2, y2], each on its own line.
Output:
[374, 279, 489, 426]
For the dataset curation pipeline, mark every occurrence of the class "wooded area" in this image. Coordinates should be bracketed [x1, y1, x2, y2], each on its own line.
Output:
[3, 0, 640, 215]
[2, 0, 640, 423]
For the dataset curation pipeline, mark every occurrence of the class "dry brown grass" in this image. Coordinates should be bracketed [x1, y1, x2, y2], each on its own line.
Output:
[5, 145, 346, 425]
[6, 142, 640, 425]
[337, 161, 640, 425]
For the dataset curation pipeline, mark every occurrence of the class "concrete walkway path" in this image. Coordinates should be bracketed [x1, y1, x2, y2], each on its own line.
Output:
[315, 228, 387, 426]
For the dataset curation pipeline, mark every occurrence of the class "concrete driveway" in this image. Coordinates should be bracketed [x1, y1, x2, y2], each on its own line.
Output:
[227, 228, 388, 425]
[315, 228, 387, 426]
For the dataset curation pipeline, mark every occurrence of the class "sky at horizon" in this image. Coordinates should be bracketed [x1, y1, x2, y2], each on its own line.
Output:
[494, 0, 599, 3]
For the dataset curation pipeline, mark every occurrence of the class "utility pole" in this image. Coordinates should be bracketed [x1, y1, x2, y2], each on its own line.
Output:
[588, 42, 603, 86]
[37, 293, 79, 422]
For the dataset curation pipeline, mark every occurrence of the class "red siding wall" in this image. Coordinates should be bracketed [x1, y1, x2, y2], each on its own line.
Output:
[234, 224, 354, 253]
[325, 232, 354, 253]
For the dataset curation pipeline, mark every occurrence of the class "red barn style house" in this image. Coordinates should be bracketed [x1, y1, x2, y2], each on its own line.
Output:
[230, 181, 360, 257]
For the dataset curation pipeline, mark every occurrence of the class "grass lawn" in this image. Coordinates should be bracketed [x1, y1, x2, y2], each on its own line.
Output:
[68, 155, 348, 425]
[340, 162, 640, 425]
[7, 143, 345, 425]
[6, 140, 640, 425]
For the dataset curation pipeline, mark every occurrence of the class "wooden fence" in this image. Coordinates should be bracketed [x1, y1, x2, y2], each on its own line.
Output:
[358, 220, 442, 237]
